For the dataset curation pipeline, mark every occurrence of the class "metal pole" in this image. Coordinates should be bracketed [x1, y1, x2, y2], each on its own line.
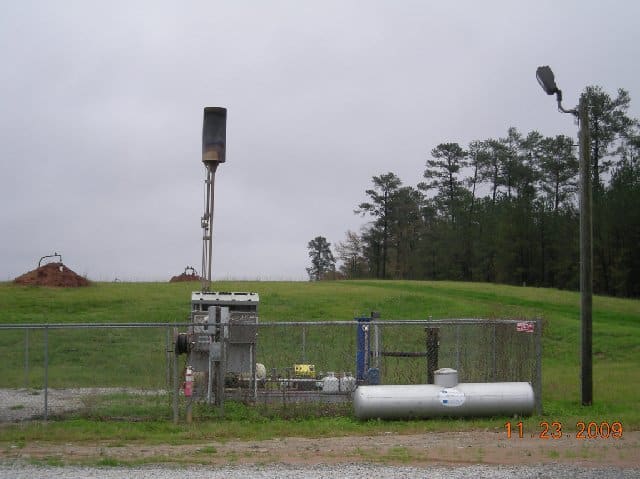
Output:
[251, 343, 257, 401]
[534, 318, 543, 415]
[426, 328, 439, 384]
[43, 326, 48, 421]
[201, 170, 210, 292]
[201, 164, 218, 292]
[207, 336, 213, 405]
[455, 324, 460, 372]
[579, 95, 593, 406]
[165, 327, 170, 391]
[24, 329, 29, 389]
[374, 324, 380, 368]
[186, 399, 192, 424]
[172, 345, 178, 424]
[218, 323, 226, 416]
[491, 324, 497, 381]
[206, 168, 216, 290]
[363, 325, 370, 375]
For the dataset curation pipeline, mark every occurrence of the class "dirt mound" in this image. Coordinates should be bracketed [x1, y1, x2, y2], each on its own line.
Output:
[14, 262, 91, 287]
[169, 272, 201, 283]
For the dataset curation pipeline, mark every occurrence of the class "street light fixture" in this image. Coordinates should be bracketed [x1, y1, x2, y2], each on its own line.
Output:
[536, 65, 559, 95]
[536, 66, 593, 407]
[536, 66, 577, 115]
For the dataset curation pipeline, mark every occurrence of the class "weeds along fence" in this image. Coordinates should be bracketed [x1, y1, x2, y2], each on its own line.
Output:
[0, 318, 542, 422]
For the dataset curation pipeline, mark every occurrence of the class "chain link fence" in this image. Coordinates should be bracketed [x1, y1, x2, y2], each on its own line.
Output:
[0, 318, 541, 422]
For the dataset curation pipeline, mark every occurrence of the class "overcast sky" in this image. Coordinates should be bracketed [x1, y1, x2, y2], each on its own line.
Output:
[1, 1, 638, 282]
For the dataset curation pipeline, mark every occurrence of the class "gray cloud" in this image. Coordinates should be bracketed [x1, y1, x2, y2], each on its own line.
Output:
[1, 0, 638, 281]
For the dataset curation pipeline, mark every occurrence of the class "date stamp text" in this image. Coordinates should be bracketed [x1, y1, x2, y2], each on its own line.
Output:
[505, 421, 623, 440]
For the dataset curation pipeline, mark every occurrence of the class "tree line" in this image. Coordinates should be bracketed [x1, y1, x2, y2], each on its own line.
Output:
[308, 85, 640, 298]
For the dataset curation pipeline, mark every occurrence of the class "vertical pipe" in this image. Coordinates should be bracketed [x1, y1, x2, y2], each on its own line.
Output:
[207, 307, 216, 406]
[206, 167, 216, 290]
[24, 329, 29, 389]
[186, 399, 192, 424]
[218, 322, 226, 417]
[356, 316, 371, 381]
[373, 324, 380, 368]
[172, 341, 178, 424]
[579, 95, 593, 406]
[363, 325, 369, 375]
[207, 334, 213, 405]
[251, 343, 257, 401]
[201, 170, 210, 292]
[43, 326, 48, 421]
[253, 319, 258, 401]
[214, 307, 225, 411]
[213, 354, 220, 406]
[201, 164, 217, 292]
[534, 318, 543, 415]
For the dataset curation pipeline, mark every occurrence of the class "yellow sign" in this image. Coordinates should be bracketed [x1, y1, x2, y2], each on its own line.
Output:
[293, 364, 316, 377]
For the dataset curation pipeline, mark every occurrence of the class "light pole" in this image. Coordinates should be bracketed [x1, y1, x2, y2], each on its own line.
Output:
[536, 66, 593, 406]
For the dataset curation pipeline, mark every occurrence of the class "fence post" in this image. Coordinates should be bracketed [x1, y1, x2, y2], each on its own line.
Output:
[426, 327, 439, 384]
[24, 329, 29, 389]
[43, 325, 49, 421]
[165, 326, 170, 391]
[492, 324, 497, 381]
[172, 327, 179, 424]
[455, 324, 460, 372]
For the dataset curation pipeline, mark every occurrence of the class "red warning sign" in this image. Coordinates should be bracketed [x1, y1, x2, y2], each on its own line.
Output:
[516, 321, 535, 333]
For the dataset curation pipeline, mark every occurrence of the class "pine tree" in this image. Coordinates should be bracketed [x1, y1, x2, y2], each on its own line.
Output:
[355, 172, 402, 279]
[306, 236, 335, 281]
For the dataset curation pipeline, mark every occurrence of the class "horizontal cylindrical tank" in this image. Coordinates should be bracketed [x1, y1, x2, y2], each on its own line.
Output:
[354, 382, 534, 420]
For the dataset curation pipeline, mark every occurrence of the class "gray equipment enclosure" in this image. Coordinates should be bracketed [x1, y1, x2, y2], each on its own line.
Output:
[187, 291, 259, 405]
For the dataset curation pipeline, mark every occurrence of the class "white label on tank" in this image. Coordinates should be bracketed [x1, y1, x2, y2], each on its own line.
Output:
[438, 388, 466, 407]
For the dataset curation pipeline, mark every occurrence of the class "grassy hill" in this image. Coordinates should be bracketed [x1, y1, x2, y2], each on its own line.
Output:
[0, 280, 638, 428]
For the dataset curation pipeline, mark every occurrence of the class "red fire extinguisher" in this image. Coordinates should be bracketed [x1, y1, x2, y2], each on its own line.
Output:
[184, 365, 194, 397]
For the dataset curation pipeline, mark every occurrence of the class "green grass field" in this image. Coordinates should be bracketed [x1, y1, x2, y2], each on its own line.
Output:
[0, 279, 638, 444]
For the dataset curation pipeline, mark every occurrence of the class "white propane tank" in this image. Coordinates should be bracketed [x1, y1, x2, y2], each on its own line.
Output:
[354, 382, 535, 419]
[340, 372, 357, 393]
[322, 372, 340, 394]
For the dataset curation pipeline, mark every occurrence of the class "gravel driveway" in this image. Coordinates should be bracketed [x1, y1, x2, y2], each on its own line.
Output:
[2, 388, 638, 478]
[0, 463, 638, 479]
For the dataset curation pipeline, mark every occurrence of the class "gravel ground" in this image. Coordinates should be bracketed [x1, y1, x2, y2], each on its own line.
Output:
[0, 388, 165, 422]
[2, 389, 637, 477]
[0, 463, 638, 479]
[0, 388, 81, 422]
